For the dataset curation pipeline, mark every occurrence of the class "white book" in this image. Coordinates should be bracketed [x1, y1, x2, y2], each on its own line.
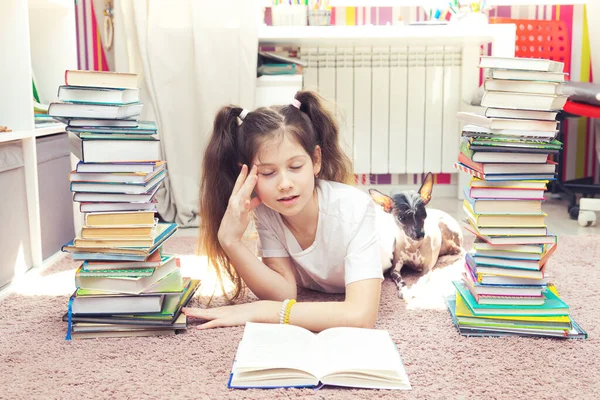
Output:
[481, 91, 568, 111]
[69, 133, 161, 163]
[228, 322, 411, 390]
[457, 112, 558, 132]
[80, 202, 157, 213]
[58, 85, 140, 104]
[70, 172, 165, 194]
[65, 70, 139, 89]
[484, 108, 558, 121]
[479, 56, 564, 72]
[484, 68, 567, 83]
[48, 102, 143, 119]
[76, 161, 162, 174]
[72, 186, 159, 203]
[69, 164, 165, 184]
[71, 293, 164, 315]
[483, 79, 562, 95]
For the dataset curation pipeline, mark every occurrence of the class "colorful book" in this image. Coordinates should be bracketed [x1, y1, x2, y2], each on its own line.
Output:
[446, 295, 587, 339]
[452, 280, 569, 316]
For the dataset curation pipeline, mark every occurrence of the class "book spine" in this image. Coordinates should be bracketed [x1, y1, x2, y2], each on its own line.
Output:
[453, 162, 484, 179]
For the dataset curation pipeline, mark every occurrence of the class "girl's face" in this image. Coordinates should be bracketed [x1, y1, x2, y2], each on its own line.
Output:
[252, 134, 321, 217]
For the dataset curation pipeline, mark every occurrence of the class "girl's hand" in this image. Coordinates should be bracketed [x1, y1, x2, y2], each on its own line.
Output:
[182, 302, 266, 330]
[217, 164, 262, 248]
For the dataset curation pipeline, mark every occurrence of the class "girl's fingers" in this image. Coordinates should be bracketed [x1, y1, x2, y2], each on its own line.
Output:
[248, 196, 262, 210]
[231, 164, 248, 196]
[239, 165, 259, 199]
[196, 320, 223, 330]
[181, 307, 212, 320]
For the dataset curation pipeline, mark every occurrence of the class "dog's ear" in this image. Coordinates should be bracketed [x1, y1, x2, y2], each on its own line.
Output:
[368, 189, 393, 213]
[418, 173, 433, 205]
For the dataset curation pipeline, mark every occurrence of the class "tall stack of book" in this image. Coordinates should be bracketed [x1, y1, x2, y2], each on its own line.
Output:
[48, 70, 199, 340]
[448, 56, 586, 339]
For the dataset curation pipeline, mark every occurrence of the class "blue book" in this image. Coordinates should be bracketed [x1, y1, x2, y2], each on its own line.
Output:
[445, 294, 587, 339]
[227, 322, 411, 390]
[67, 121, 157, 134]
[453, 280, 569, 317]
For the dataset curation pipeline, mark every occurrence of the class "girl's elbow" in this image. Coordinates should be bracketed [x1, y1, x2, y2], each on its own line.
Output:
[350, 310, 378, 329]
[266, 284, 297, 302]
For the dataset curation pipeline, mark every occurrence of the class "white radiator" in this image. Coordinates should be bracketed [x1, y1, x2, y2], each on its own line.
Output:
[300, 45, 462, 175]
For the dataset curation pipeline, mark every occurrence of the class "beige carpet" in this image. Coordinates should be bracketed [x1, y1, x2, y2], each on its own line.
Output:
[1, 234, 599, 399]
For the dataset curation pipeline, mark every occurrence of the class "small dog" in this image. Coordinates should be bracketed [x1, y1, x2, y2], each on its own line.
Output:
[369, 173, 463, 299]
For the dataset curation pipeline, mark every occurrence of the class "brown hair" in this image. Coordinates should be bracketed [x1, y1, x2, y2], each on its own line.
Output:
[198, 90, 353, 301]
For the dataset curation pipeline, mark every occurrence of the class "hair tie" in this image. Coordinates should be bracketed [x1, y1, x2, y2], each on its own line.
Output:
[291, 99, 301, 110]
[237, 108, 249, 126]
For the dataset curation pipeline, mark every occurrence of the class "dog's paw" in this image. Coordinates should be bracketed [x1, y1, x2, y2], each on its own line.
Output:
[397, 283, 409, 300]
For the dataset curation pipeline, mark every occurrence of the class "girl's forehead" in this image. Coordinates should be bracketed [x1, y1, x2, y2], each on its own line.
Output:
[255, 134, 308, 164]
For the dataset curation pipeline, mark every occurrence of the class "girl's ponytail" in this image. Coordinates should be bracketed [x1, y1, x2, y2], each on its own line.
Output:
[293, 91, 353, 184]
[198, 105, 245, 302]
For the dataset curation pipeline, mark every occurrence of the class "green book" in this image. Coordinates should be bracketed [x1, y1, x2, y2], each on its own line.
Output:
[453, 280, 569, 317]
[76, 268, 155, 278]
[32, 78, 40, 103]
[470, 137, 563, 149]
[78, 132, 158, 140]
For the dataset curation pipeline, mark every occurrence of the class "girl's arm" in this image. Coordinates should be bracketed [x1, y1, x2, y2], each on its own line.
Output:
[221, 240, 297, 301]
[183, 277, 382, 331]
[264, 277, 382, 331]
[214, 164, 296, 301]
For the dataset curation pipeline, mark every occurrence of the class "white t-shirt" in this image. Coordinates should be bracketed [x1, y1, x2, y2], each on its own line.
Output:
[253, 180, 395, 293]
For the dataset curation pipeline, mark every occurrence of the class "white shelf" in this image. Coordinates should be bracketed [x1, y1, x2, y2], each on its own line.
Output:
[28, 0, 73, 9]
[330, 0, 588, 5]
[258, 23, 516, 46]
[0, 0, 76, 284]
[0, 123, 66, 144]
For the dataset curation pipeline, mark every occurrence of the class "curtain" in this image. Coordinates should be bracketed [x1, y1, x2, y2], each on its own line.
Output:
[115, 0, 260, 227]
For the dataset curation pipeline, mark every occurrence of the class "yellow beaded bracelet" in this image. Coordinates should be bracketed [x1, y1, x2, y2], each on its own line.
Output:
[283, 299, 296, 324]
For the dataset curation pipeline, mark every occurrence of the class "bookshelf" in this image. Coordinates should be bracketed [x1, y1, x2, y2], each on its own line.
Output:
[0, 0, 77, 278]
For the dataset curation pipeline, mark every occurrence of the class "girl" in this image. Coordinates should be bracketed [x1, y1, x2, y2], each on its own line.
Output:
[182, 91, 394, 331]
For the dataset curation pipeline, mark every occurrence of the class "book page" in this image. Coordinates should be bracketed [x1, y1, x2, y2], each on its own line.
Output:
[316, 327, 406, 380]
[233, 323, 318, 377]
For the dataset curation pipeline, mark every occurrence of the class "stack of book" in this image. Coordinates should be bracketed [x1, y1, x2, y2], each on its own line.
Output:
[448, 56, 586, 339]
[48, 70, 199, 339]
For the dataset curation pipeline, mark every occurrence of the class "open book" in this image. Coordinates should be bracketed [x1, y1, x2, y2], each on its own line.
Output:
[228, 322, 411, 390]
